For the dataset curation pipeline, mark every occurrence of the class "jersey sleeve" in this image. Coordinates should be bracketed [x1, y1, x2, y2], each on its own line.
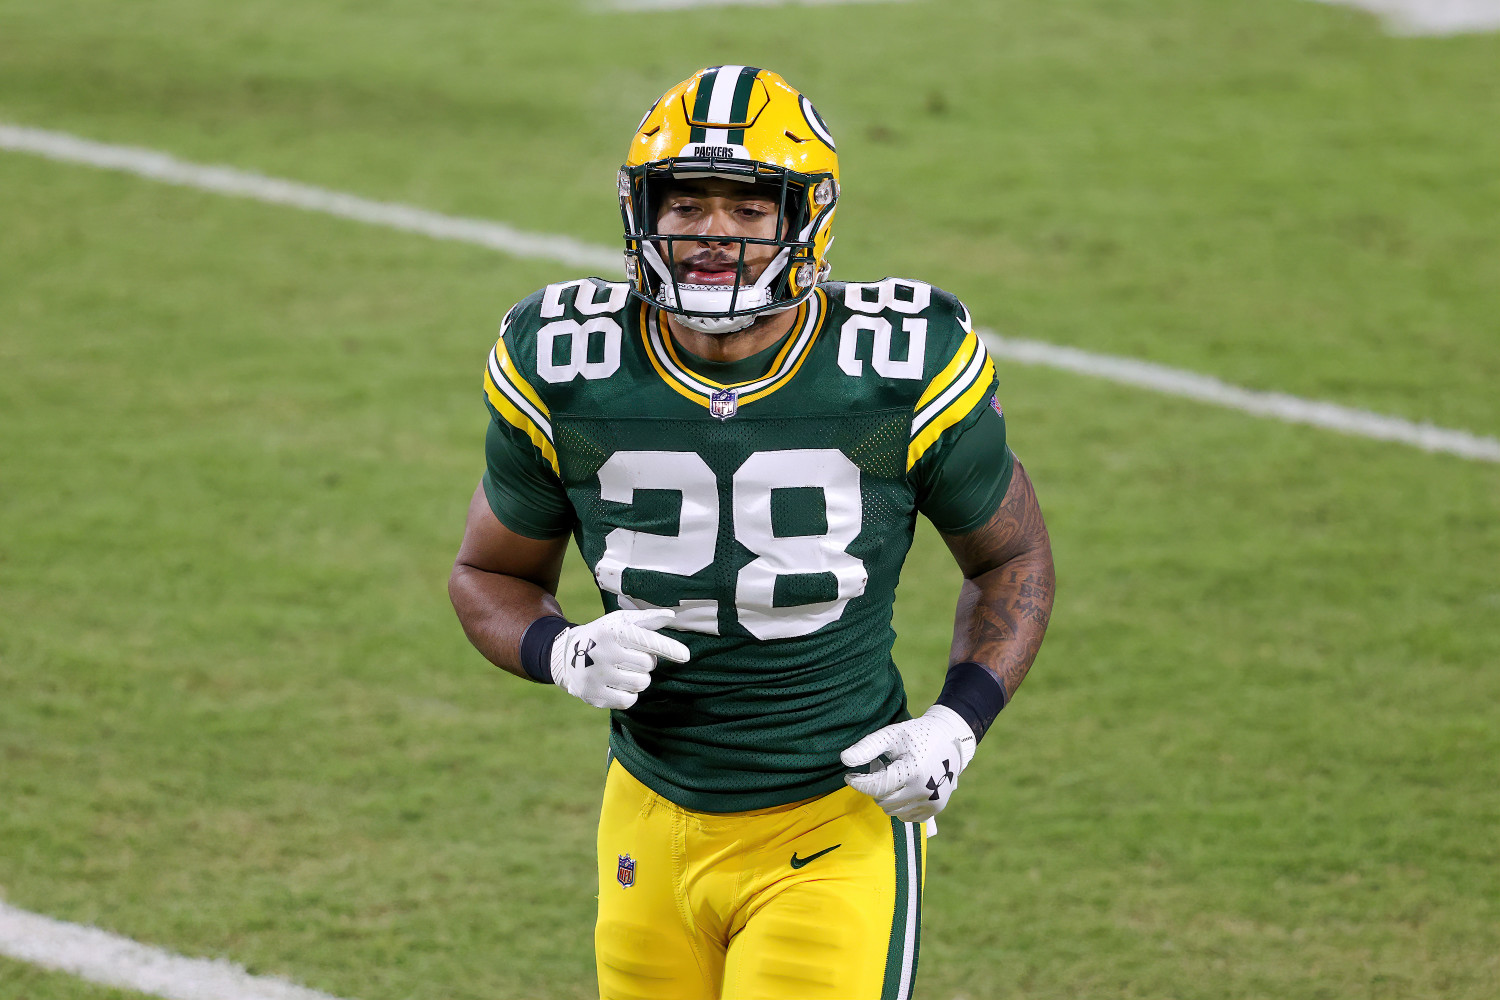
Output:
[908, 296, 1015, 535]
[479, 299, 575, 539]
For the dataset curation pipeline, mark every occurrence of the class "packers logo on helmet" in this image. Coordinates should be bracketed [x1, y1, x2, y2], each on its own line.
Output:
[619, 66, 840, 334]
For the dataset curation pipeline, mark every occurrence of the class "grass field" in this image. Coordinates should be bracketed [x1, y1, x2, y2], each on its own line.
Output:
[2, 1, 1498, 998]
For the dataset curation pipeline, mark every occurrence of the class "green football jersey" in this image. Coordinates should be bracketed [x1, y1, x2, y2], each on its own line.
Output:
[480, 277, 1013, 812]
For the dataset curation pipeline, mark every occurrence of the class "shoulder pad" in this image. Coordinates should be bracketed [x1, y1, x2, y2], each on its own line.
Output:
[496, 277, 634, 385]
[905, 286, 994, 472]
[823, 277, 976, 385]
[486, 281, 623, 478]
[502, 278, 633, 341]
[822, 279, 993, 470]
[536, 278, 634, 323]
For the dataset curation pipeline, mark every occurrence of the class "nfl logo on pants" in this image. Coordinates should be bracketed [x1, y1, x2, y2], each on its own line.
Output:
[616, 854, 636, 888]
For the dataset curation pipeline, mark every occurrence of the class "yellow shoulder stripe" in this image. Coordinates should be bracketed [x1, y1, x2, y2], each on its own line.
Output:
[915, 330, 980, 413]
[493, 335, 549, 418]
[907, 355, 996, 471]
[484, 366, 560, 475]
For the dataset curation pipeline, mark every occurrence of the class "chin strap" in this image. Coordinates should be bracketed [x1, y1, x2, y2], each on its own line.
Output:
[666, 294, 760, 334]
[645, 243, 796, 335]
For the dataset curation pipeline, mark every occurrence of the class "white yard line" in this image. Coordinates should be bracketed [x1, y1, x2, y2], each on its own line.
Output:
[983, 335, 1500, 462]
[1309, 0, 1500, 34]
[0, 123, 619, 273]
[598, 0, 915, 11]
[0, 901, 352, 1000]
[2, 121, 1498, 465]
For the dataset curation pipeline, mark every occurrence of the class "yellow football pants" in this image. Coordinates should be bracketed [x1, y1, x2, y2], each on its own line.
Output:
[595, 760, 927, 1000]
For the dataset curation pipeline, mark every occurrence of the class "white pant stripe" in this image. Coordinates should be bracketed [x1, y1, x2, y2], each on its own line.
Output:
[896, 822, 920, 1000]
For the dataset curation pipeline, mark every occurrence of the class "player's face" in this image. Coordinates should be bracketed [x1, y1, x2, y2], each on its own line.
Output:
[654, 178, 785, 286]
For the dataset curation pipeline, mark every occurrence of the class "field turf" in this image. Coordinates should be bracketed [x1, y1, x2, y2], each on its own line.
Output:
[2, 1, 1498, 998]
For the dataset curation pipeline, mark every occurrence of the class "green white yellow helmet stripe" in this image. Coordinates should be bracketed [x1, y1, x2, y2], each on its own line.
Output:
[687, 64, 762, 146]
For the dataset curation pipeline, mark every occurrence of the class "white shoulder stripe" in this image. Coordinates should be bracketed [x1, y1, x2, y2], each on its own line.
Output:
[911, 339, 989, 438]
[488, 348, 553, 441]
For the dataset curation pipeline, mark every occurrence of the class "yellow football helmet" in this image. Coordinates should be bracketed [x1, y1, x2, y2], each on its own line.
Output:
[619, 66, 840, 334]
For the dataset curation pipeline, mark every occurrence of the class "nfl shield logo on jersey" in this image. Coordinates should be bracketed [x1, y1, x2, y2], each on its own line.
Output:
[709, 389, 738, 421]
[617, 854, 636, 888]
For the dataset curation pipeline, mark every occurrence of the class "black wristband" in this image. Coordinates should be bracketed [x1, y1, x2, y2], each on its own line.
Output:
[934, 661, 1009, 742]
[518, 616, 571, 684]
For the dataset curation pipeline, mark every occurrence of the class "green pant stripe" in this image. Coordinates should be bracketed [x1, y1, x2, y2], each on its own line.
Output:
[881, 818, 912, 1000]
[911, 827, 923, 992]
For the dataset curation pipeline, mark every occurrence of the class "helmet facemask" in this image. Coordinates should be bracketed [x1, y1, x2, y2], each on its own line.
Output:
[621, 158, 835, 335]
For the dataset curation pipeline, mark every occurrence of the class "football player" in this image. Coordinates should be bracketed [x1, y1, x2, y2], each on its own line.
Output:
[449, 66, 1054, 1000]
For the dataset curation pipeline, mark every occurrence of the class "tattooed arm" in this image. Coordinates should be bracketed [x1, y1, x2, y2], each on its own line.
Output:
[940, 459, 1055, 703]
[839, 460, 1052, 819]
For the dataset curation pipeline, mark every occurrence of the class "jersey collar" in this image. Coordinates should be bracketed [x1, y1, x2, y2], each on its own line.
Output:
[639, 288, 827, 411]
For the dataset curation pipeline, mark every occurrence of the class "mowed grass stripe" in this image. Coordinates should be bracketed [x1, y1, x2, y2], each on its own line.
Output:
[0, 902, 352, 1000]
[3, 121, 1495, 465]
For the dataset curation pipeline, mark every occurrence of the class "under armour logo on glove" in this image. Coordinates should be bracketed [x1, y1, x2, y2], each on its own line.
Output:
[549, 609, 690, 711]
[842, 707, 977, 824]
[925, 759, 955, 801]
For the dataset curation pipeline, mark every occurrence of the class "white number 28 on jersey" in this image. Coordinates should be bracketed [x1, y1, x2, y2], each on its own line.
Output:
[591, 449, 868, 640]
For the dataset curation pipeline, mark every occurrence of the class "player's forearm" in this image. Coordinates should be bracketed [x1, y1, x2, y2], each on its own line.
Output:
[941, 459, 1055, 702]
[950, 546, 1054, 701]
[448, 563, 565, 680]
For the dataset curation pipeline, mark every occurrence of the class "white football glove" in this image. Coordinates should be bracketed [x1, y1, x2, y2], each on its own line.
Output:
[549, 609, 690, 710]
[841, 704, 978, 824]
